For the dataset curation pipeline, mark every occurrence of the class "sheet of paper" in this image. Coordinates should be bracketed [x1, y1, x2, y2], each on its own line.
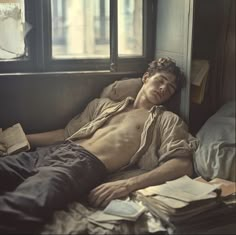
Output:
[136, 185, 162, 196]
[166, 175, 219, 197]
[153, 195, 188, 209]
[89, 210, 130, 222]
[137, 175, 220, 202]
[88, 218, 115, 230]
[103, 199, 146, 220]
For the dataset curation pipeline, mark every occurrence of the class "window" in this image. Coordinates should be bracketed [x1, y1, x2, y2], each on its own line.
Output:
[118, 0, 143, 57]
[0, 0, 156, 73]
[0, 0, 26, 59]
[51, 0, 110, 59]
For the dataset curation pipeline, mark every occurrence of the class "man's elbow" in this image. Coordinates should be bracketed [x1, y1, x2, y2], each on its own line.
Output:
[181, 158, 193, 178]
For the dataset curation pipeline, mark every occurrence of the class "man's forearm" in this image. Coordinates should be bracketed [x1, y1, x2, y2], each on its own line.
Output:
[89, 157, 193, 208]
[27, 129, 65, 148]
[127, 158, 193, 192]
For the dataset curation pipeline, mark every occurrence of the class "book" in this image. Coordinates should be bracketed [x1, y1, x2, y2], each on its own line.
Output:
[194, 176, 236, 197]
[137, 176, 222, 224]
[191, 59, 209, 104]
[0, 123, 30, 156]
[137, 176, 236, 233]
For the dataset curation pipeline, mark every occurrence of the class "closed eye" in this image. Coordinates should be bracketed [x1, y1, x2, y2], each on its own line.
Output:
[167, 85, 175, 95]
[160, 76, 176, 92]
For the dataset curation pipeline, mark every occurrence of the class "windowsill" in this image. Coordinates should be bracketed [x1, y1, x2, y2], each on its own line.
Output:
[0, 70, 142, 79]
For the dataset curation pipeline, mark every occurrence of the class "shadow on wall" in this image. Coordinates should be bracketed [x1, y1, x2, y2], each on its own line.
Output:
[0, 74, 120, 133]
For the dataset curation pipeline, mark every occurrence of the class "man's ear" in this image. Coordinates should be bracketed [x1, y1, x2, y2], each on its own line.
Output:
[142, 72, 149, 83]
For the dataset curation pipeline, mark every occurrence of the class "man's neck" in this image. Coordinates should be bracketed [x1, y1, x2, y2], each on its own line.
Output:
[133, 90, 154, 110]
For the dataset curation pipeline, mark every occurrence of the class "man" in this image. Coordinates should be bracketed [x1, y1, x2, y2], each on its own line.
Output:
[0, 57, 197, 233]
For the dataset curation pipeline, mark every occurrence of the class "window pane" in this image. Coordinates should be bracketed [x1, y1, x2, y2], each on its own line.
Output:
[51, 0, 110, 59]
[0, 0, 25, 60]
[118, 0, 143, 57]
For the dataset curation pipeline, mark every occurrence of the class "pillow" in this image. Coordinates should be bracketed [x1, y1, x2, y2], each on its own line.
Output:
[213, 100, 235, 118]
[100, 77, 181, 115]
[193, 100, 236, 181]
[100, 77, 142, 101]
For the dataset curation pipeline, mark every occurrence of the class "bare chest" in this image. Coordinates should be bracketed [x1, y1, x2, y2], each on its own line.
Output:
[106, 108, 149, 130]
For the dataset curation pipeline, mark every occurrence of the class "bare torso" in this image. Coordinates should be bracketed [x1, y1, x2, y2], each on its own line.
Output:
[75, 107, 149, 172]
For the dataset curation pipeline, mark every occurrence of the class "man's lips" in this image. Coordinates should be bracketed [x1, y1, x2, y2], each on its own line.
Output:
[153, 90, 161, 99]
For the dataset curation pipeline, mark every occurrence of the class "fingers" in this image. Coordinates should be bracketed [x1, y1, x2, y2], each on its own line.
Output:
[90, 188, 110, 207]
[89, 184, 111, 207]
[100, 193, 116, 208]
[88, 180, 132, 208]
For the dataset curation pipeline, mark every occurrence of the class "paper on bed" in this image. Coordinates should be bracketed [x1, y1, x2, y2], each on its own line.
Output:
[103, 199, 146, 221]
[164, 175, 219, 200]
[152, 195, 189, 209]
[89, 210, 131, 222]
[88, 218, 115, 230]
[137, 175, 220, 202]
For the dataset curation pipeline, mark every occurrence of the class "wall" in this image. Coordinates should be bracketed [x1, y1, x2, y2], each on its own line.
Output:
[190, 0, 235, 134]
[155, 0, 194, 123]
[222, 1, 235, 104]
[0, 73, 137, 133]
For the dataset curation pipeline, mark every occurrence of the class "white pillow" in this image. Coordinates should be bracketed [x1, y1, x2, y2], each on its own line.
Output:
[193, 101, 236, 181]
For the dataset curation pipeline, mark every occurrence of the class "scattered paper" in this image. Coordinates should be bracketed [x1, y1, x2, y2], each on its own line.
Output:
[89, 210, 130, 222]
[103, 199, 146, 221]
[88, 218, 115, 230]
[137, 175, 220, 202]
[153, 195, 188, 209]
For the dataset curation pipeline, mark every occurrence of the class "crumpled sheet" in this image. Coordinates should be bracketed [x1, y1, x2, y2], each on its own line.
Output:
[40, 199, 167, 235]
[40, 169, 168, 234]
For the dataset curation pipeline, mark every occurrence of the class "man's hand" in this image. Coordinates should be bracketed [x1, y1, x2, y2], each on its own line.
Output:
[88, 179, 134, 208]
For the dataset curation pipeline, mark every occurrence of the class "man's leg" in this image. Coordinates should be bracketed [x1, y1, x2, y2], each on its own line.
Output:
[0, 151, 38, 194]
[0, 166, 74, 233]
[0, 142, 108, 233]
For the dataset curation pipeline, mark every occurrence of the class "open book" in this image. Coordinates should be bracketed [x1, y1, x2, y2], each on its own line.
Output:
[0, 123, 30, 156]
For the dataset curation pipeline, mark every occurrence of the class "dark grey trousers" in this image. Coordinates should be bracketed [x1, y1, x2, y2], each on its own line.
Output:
[0, 141, 107, 234]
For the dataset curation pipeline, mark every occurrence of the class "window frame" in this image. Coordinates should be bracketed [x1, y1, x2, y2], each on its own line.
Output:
[0, 0, 156, 73]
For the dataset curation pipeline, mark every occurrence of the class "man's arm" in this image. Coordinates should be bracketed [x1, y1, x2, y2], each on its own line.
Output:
[27, 129, 65, 149]
[27, 98, 103, 148]
[89, 157, 193, 208]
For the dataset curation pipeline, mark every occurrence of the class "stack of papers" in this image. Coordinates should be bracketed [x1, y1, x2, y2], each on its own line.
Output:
[136, 175, 236, 233]
[137, 175, 220, 202]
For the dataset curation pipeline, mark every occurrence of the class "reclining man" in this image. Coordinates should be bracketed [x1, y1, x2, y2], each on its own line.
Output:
[0, 57, 197, 233]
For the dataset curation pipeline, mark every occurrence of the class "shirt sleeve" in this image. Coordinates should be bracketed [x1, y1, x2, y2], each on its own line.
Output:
[158, 111, 199, 164]
[64, 98, 100, 138]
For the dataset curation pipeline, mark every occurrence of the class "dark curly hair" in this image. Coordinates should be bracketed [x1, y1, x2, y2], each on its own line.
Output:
[147, 57, 184, 91]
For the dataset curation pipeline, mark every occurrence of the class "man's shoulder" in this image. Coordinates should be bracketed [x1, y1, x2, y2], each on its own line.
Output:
[90, 97, 116, 106]
[162, 110, 180, 118]
[159, 109, 184, 125]
[154, 106, 180, 119]
[89, 97, 121, 114]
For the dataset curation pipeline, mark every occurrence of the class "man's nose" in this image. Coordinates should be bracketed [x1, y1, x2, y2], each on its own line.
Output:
[160, 84, 167, 93]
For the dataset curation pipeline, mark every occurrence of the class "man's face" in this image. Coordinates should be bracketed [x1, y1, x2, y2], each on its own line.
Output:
[142, 71, 177, 105]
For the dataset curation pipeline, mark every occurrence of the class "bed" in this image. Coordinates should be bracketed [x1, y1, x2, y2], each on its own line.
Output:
[193, 100, 235, 182]
[40, 78, 235, 234]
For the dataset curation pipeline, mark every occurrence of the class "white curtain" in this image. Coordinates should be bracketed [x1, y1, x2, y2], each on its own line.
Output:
[0, 0, 26, 59]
